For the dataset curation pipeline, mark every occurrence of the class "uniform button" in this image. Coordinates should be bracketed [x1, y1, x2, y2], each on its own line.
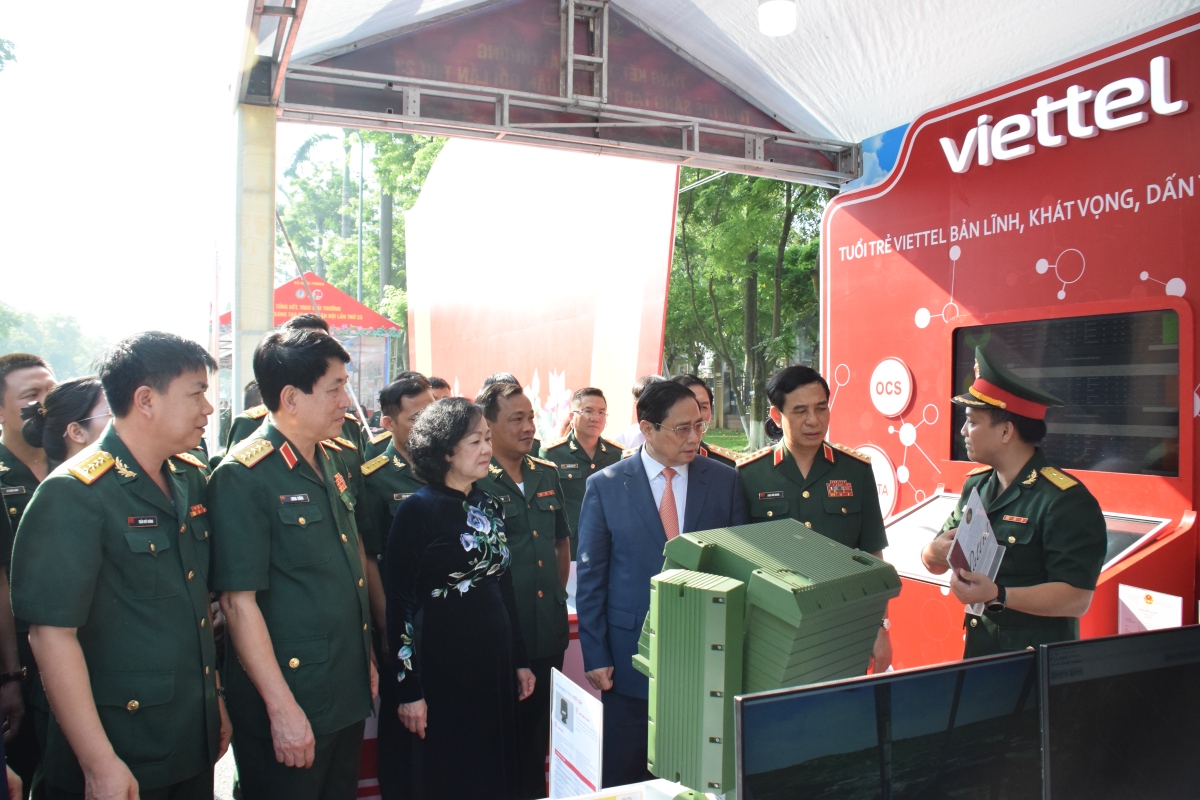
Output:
[567, 473, 574, 479]
[538, 590, 544, 598]
[1026, 646, 1035, 651]
[802, 491, 810, 499]
[200, 618, 206, 628]
[804, 521, 812, 528]
[341, 534, 348, 543]
[538, 560, 544, 567]
[126, 700, 139, 712]
[550, 505, 555, 510]
[532, 531, 539, 537]
[363, 623, 368, 631]
[590, 463, 595, 469]
[205, 666, 210, 675]
[289, 658, 300, 669]
[204, 531, 209, 539]
[188, 570, 195, 581]
[970, 619, 978, 628]
[1008, 536, 1016, 544]
[841, 507, 847, 515]
[180, 525, 186, 533]
[8, 508, 15, 516]
[767, 511, 774, 518]
[358, 578, 365, 587]
[149, 542, 156, 553]
[298, 517, 306, 526]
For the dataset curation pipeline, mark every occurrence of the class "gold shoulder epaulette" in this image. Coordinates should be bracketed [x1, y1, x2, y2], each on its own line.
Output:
[526, 455, 557, 469]
[545, 436, 570, 450]
[172, 451, 207, 469]
[1040, 466, 1078, 491]
[245, 404, 269, 419]
[831, 442, 872, 464]
[601, 437, 624, 452]
[67, 451, 115, 485]
[344, 412, 358, 422]
[231, 437, 274, 468]
[965, 465, 994, 477]
[361, 454, 389, 476]
[322, 438, 343, 451]
[705, 442, 744, 462]
[369, 430, 391, 446]
[737, 446, 774, 467]
[622, 448, 637, 460]
[333, 436, 358, 451]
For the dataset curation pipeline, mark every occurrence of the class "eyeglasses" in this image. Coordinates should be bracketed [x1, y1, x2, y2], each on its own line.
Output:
[63, 413, 111, 437]
[572, 410, 608, 420]
[654, 420, 709, 438]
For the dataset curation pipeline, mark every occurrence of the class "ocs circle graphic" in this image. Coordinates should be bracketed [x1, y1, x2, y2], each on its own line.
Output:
[869, 357, 914, 418]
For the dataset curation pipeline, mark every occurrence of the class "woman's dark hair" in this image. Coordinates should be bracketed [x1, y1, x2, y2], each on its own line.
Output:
[21, 377, 105, 467]
[253, 329, 350, 412]
[379, 375, 432, 418]
[637, 380, 699, 425]
[100, 332, 217, 418]
[766, 365, 830, 410]
[407, 397, 485, 485]
[983, 407, 1048, 445]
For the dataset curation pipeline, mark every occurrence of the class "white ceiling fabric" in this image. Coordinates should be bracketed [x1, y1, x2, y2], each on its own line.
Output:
[286, 0, 1200, 142]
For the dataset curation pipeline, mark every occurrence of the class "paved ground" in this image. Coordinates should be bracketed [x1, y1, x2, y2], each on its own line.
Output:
[214, 748, 236, 800]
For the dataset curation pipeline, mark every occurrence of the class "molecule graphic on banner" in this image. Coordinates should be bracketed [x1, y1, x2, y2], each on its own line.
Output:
[915, 245, 964, 328]
[1139, 271, 1187, 297]
[888, 403, 941, 486]
[829, 364, 851, 409]
[1035, 249, 1086, 299]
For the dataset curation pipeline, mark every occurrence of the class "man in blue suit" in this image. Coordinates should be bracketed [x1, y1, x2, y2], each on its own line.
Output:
[575, 380, 748, 787]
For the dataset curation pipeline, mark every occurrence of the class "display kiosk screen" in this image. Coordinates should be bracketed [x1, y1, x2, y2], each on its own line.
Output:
[951, 310, 1180, 476]
[736, 652, 1040, 799]
[1040, 625, 1200, 799]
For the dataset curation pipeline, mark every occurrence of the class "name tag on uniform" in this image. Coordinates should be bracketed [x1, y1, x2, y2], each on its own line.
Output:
[758, 491, 784, 500]
[1002, 515, 1029, 524]
[393, 493, 413, 501]
[558, 463, 580, 469]
[189, 504, 207, 518]
[280, 494, 310, 505]
[498, 495, 512, 503]
[827, 480, 854, 498]
[128, 516, 158, 528]
[0, 487, 25, 496]
[536, 490, 556, 498]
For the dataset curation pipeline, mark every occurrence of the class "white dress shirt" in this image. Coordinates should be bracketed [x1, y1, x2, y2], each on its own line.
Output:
[613, 422, 646, 450]
[640, 446, 688, 531]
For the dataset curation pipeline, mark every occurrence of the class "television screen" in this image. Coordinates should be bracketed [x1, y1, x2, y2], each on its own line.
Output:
[737, 652, 1040, 800]
[1041, 625, 1200, 799]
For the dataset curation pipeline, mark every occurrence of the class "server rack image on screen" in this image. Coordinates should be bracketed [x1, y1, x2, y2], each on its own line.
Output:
[1040, 625, 1200, 799]
[735, 651, 1040, 800]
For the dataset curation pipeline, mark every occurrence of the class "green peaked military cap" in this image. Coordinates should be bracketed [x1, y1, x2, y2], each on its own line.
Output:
[951, 346, 1064, 420]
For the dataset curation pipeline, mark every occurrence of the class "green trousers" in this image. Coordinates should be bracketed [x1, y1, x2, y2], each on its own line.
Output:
[234, 720, 365, 800]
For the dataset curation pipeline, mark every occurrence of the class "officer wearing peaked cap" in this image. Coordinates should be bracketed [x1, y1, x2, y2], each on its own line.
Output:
[922, 347, 1107, 658]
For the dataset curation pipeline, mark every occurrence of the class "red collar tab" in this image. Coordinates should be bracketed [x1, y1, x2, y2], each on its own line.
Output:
[773, 446, 785, 466]
[279, 442, 298, 470]
[823, 443, 835, 463]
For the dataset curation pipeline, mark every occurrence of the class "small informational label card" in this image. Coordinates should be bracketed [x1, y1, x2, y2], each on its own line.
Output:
[1118, 584, 1182, 633]
[949, 488, 1005, 616]
[549, 668, 605, 798]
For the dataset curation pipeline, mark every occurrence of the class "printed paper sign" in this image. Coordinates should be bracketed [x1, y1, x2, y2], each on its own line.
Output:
[550, 669, 605, 798]
[1118, 584, 1182, 633]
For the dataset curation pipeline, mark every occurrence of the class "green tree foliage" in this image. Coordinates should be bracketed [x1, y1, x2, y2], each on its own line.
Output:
[0, 303, 109, 380]
[665, 169, 828, 449]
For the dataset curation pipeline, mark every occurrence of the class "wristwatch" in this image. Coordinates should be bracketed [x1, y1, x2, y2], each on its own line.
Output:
[880, 618, 891, 631]
[0, 667, 26, 686]
[985, 584, 1007, 613]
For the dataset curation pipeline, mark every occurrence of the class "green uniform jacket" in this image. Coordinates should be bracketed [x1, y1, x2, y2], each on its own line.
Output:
[737, 441, 888, 553]
[539, 431, 623, 557]
[356, 440, 425, 560]
[226, 407, 367, 499]
[362, 429, 394, 461]
[476, 456, 570, 660]
[208, 423, 372, 738]
[10, 427, 221, 792]
[937, 449, 1107, 658]
[0, 440, 40, 568]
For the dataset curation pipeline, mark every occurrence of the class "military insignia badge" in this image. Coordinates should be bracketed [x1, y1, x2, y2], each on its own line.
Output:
[189, 504, 207, 517]
[1002, 515, 1028, 524]
[536, 490, 556, 498]
[127, 516, 158, 528]
[827, 480, 854, 498]
[113, 457, 137, 478]
[1021, 470, 1038, 486]
[758, 491, 784, 500]
[334, 473, 348, 494]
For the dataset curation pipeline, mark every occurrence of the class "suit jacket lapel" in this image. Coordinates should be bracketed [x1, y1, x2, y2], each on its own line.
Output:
[683, 458, 711, 534]
[622, 449, 666, 544]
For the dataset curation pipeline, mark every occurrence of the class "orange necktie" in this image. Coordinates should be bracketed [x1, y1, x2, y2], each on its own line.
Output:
[659, 467, 679, 540]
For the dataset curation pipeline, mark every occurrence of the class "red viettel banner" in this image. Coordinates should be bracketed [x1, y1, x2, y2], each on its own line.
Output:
[822, 13, 1199, 521]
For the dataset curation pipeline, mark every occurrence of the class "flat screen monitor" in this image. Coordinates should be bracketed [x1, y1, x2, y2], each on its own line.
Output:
[1040, 625, 1200, 799]
[736, 651, 1040, 800]
[951, 309, 1180, 476]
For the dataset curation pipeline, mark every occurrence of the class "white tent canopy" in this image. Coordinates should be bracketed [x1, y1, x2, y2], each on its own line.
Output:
[262, 0, 1200, 144]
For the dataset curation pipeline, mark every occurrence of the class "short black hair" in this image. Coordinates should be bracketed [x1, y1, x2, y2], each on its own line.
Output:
[282, 313, 330, 333]
[982, 407, 1048, 445]
[672, 374, 713, 404]
[391, 370, 425, 383]
[429, 376, 451, 391]
[570, 387, 605, 407]
[637, 380, 699, 426]
[243, 380, 262, 408]
[632, 374, 665, 400]
[482, 372, 520, 388]
[21, 376, 104, 467]
[407, 398, 485, 485]
[379, 375, 432, 418]
[0, 353, 49, 405]
[253, 329, 350, 413]
[767, 366, 830, 410]
[475, 382, 526, 422]
[99, 332, 217, 418]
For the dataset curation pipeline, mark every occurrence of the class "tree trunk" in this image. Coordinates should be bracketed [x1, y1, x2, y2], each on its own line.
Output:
[772, 183, 795, 342]
[743, 251, 768, 450]
[341, 142, 352, 238]
[380, 193, 393, 294]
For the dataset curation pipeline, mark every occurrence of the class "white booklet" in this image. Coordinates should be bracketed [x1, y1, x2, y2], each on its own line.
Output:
[948, 488, 1006, 616]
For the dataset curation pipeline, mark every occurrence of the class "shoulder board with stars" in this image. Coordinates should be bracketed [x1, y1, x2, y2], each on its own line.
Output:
[344, 412, 359, 422]
[621, 447, 639, 460]
[966, 465, 995, 477]
[245, 404, 269, 419]
[172, 451, 207, 469]
[369, 430, 391, 446]
[333, 436, 357, 451]
[831, 442, 872, 464]
[321, 438, 343, 451]
[737, 446, 775, 467]
[704, 442, 744, 463]
[66, 450, 116, 485]
[361, 454, 389, 476]
[230, 437, 275, 468]
[1039, 466, 1078, 491]
[545, 435, 570, 450]
[526, 455, 557, 469]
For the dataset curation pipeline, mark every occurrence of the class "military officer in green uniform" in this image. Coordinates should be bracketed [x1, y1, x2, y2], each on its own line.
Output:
[211, 329, 375, 800]
[10, 332, 229, 799]
[737, 365, 892, 671]
[921, 347, 1107, 659]
[539, 387, 624, 557]
[356, 376, 435, 800]
[475, 382, 569, 800]
[672, 374, 742, 467]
